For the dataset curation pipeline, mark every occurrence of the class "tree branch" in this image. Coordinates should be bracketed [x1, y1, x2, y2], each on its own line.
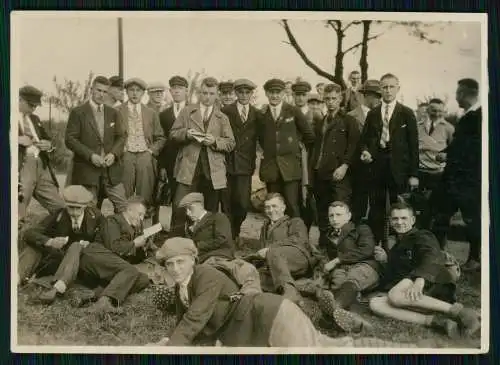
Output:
[343, 32, 385, 55]
[326, 20, 337, 31]
[281, 20, 335, 82]
[342, 21, 361, 32]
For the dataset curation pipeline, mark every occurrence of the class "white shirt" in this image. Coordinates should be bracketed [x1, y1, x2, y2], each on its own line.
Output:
[270, 102, 283, 120]
[89, 98, 103, 113]
[71, 212, 85, 230]
[19, 114, 41, 158]
[380, 100, 398, 123]
[199, 104, 214, 121]
[173, 101, 186, 119]
[361, 105, 370, 117]
[300, 105, 309, 115]
[179, 272, 193, 307]
[237, 102, 249, 121]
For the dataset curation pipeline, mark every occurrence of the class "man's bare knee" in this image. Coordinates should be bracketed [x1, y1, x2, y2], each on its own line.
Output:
[369, 295, 389, 314]
[387, 287, 407, 307]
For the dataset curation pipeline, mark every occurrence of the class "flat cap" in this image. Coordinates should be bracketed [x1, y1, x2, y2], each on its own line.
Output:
[148, 82, 167, 92]
[62, 185, 94, 207]
[124, 77, 147, 90]
[109, 76, 124, 88]
[218, 81, 234, 92]
[263, 78, 286, 92]
[292, 81, 312, 93]
[19, 85, 43, 105]
[178, 192, 204, 208]
[156, 237, 198, 264]
[359, 79, 382, 96]
[307, 93, 323, 103]
[234, 78, 256, 91]
[169, 75, 189, 88]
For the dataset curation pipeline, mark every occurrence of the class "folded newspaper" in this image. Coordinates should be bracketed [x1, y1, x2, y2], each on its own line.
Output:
[143, 223, 163, 239]
[190, 130, 207, 143]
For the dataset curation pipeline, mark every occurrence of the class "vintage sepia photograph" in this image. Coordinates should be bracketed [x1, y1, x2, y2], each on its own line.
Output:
[11, 11, 488, 354]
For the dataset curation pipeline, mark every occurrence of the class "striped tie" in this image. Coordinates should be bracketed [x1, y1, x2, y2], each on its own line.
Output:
[380, 104, 390, 148]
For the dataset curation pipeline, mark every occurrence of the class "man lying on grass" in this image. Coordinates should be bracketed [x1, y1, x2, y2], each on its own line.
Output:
[315, 201, 381, 334]
[369, 201, 480, 338]
[147, 237, 433, 348]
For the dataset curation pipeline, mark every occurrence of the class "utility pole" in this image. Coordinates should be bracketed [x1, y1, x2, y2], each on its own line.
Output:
[118, 18, 124, 79]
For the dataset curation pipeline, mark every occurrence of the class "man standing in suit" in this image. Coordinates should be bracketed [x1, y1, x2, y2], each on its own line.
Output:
[342, 71, 364, 113]
[257, 78, 315, 218]
[169, 77, 235, 236]
[359, 73, 419, 247]
[147, 82, 168, 113]
[431, 79, 482, 271]
[117, 78, 166, 214]
[310, 83, 361, 248]
[221, 78, 259, 240]
[153, 76, 189, 223]
[66, 76, 128, 213]
[348, 80, 382, 223]
[18, 86, 65, 222]
[104, 76, 125, 108]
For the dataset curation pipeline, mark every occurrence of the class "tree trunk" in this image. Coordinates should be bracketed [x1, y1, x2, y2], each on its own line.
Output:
[334, 24, 346, 89]
[359, 20, 371, 83]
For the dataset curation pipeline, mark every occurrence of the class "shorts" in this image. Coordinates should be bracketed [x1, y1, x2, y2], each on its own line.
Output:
[329, 263, 380, 292]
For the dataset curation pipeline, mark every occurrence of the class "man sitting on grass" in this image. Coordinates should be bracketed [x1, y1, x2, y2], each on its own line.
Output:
[369, 202, 480, 338]
[20, 185, 104, 304]
[316, 201, 381, 334]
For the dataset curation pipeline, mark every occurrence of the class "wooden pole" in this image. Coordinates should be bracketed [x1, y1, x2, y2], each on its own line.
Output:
[118, 18, 124, 79]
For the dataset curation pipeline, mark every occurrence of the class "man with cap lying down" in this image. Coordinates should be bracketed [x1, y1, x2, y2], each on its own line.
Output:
[178, 192, 261, 294]
[147, 237, 422, 347]
[20, 185, 104, 302]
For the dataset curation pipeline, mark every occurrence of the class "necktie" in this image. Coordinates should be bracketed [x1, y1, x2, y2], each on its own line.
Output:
[203, 107, 210, 130]
[179, 284, 189, 307]
[97, 104, 102, 113]
[175, 103, 179, 115]
[241, 105, 247, 122]
[334, 228, 341, 237]
[380, 104, 390, 148]
[428, 120, 435, 135]
[72, 219, 80, 232]
[272, 107, 278, 121]
[132, 104, 139, 118]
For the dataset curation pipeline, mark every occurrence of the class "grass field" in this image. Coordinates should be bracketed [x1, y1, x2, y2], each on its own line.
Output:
[15, 176, 482, 348]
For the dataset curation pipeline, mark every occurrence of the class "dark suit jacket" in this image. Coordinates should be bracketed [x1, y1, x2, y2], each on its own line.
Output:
[65, 101, 127, 186]
[360, 102, 419, 186]
[259, 215, 313, 265]
[257, 103, 315, 182]
[442, 107, 481, 192]
[168, 264, 283, 346]
[381, 228, 454, 289]
[221, 103, 259, 176]
[117, 103, 166, 156]
[326, 222, 380, 272]
[24, 207, 104, 253]
[158, 106, 181, 175]
[187, 212, 235, 264]
[18, 114, 58, 186]
[310, 111, 360, 181]
[99, 213, 146, 264]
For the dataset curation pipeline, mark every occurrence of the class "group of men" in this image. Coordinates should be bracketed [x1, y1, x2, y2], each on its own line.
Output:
[16, 69, 482, 346]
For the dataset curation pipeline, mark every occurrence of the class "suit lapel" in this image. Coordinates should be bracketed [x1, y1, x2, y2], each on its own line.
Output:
[192, 212, 211, 234]
[118, 213, 135, 240]
[266, 216, 288, 238]
[84, 102, 103, 143]
[389, 103, 402, 134]
[190, 105, 205, 131]
[337, 222, 356, 247]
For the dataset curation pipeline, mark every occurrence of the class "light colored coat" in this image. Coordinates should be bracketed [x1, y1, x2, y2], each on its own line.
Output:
[170, 104, 235, 189]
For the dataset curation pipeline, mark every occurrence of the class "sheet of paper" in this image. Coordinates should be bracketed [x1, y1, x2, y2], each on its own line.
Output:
[143, 223, 163, 238]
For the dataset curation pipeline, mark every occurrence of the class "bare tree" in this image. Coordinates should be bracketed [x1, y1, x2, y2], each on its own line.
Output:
[45, 71, 94, 115]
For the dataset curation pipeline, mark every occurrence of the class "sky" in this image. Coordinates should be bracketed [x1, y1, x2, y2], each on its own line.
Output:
[12, 12, 485, 120]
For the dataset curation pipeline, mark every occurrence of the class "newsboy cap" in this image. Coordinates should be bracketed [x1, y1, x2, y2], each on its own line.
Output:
[124, 78, 147, 90]
[19, 85, 43, 106]
[109, 76, 124, 88]
[169, 75, 189, 88]
[63, 185, 94, 207]
[218, 81, 234, 92]
[291, 81, 312, 93]
[178, 192, 204, 208]
[359, 79, 382, 96]
[263, 78, 286, 92]
[234, 78, 256, 91]
[156, 237, 199, 264]
[148, 82, 167, 92]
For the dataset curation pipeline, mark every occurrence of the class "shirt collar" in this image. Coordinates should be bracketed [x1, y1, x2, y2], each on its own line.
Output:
[128, 101, 141, 112]
[179, 272, 193, 288]
[70, 211, 85, 228]
[361, 105, 370, 114]
[464, 102, 480, 115]
[199, 103, 213, 114]
[174, 101, 186, 109]
[270, 102, 283, 115]
[237, 102, 249, 113]
[300, 105, 309, 115]
[381, 99, 397, 109]
[89, 98, 103, 112]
